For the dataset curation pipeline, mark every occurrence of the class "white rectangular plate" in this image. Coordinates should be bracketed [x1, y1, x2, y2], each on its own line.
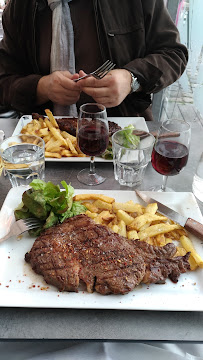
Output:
[0, 188, 203, 311]
[12, 115, 148, 162]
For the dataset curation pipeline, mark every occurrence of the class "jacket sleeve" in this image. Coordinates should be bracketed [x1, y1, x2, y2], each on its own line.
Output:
[124, 0, 188, 94]
[0, 1, 42, 113]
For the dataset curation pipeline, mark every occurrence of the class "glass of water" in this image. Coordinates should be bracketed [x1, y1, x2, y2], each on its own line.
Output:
[0, 134, 45, 187]
[112, 129, 155, 187]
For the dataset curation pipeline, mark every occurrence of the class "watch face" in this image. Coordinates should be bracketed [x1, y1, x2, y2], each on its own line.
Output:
[131, 76, 140, 92]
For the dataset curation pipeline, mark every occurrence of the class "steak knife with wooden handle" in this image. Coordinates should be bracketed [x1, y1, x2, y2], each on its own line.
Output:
[135, 190, 203, 241]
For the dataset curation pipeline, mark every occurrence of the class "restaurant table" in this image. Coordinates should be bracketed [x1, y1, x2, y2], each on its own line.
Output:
[0, 116, 203, 341]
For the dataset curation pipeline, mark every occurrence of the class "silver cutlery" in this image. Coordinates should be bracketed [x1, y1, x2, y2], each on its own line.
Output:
[135, 190, 203, 240]
[0, 218, 42, 243]
[74, 60, 116, 82]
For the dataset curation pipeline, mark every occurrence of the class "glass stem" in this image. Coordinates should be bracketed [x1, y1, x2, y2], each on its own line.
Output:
[90, 156, 95, 174]
[161, 175, 168, 191]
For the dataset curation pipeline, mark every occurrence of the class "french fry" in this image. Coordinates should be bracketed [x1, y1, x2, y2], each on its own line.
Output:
[45, 139, 63, 152]
[48, 126, 67, 147]
[85, 210, 98, 219]
[188, 255, 199, 271]
[61, 149, 73, 157]
[127, 230, 139, 240]
[111, 224, 119, 234]
[118, 220, 127, 237]
[144, 203, 158, 215]
[138, 223, 182, 241]
[72, 153, 86, 157]
[73, 194, 115, 204]
[139, 223, 151, 232]
[45, 151, 62, 158]
[165, 238, 173, 244]
[45, 109, 59, 128]
[61, 131, 77, 145]
[112, 201, 143, 213]
[42, 134, 52, 143]
[93, 199, 112, 211]
[116, 209, 135, 225]
[64, 137, 78, 154]
[128, 213, 168, 231]
[180, 235, 203, 267]
[94, 211, 113, 224]
[82, 202, 99, 213]
[155, 233, 166, 246]
[39, 128, 49, 137]
[175, 246, 187, 257]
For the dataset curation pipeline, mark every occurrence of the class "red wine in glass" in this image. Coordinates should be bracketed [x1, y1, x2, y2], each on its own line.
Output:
[77, 121, 109, 157]
[150, 119, 191, 191]
[151, 140, 189, 176]
[77, 103, 109, 186]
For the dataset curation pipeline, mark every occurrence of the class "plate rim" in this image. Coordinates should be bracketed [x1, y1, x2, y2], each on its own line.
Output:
[0, 188, 203, 311]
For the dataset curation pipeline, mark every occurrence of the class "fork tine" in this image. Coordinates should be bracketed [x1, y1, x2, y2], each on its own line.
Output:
[92, 60, 110, 74]
[74, 60, 116, 82]
[94, 61, 113, 75]
[23, 218, 41, 228]
[0, 218, 41, 243]
[96, 63, 116, 79]
[23, 217, 41, 224]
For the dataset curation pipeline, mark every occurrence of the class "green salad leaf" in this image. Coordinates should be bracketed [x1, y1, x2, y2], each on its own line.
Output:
[120, 125, 140, 149]
[14, 179, 87, 236]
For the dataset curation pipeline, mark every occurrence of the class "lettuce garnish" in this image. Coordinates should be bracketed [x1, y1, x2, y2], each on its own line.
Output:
[119, 125, 140, 149]
[14, 179, 86, 235]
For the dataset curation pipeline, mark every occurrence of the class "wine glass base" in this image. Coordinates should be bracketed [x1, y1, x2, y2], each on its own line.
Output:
[148, 185, 174, 192]
[77, 168, 106, 186]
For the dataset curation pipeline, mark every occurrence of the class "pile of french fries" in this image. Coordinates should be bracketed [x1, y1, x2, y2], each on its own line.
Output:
[21, 109, 86, 159]
[73, 193, 203, 271]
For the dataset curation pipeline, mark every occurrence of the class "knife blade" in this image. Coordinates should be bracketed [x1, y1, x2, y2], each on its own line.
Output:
[135, 190, 203, 241]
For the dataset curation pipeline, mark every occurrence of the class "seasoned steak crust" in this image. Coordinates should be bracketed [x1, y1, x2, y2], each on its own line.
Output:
[25, 215, 146, 294]
[25, 214, 191, 295]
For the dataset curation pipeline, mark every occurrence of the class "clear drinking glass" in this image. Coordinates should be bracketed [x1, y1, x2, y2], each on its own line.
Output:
[112, 129, 155, 187]
[77, 103, 109, 185]
[0, 134, 45, 187]
[151, 119, 191, 191]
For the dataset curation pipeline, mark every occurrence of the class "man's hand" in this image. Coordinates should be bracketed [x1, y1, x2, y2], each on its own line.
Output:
[36, 71, 80, 106]
[77, 69, 132, 108]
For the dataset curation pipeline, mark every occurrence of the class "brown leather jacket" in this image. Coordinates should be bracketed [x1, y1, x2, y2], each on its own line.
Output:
[0, 0, 188, 116]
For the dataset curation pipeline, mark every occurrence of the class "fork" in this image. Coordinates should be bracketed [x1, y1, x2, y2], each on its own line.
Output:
[0, 218, 42, 243]
[74, 60, 116, 82]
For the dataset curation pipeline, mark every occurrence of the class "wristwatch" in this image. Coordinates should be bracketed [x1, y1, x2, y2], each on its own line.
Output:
[129, 72, 140, 93]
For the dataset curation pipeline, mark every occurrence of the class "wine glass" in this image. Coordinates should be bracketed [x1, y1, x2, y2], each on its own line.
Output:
[150, 119, 191, 191]
[77, 103, 109, 185]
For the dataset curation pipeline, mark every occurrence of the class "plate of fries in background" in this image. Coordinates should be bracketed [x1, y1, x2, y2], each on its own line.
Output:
[12, 111, 147, 162]
[0, 187, 203, 311]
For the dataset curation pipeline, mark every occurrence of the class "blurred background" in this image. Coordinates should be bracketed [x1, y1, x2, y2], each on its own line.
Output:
[154, 0, 203, 124]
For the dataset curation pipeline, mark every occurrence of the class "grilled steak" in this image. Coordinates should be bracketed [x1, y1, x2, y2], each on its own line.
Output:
[25, 214, 190, 295]
[55, 117, 122, 137]
[32, 113, 121, 137]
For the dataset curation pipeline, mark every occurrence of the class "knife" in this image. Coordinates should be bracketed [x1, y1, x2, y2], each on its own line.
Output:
[135, 190, 203, 241]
